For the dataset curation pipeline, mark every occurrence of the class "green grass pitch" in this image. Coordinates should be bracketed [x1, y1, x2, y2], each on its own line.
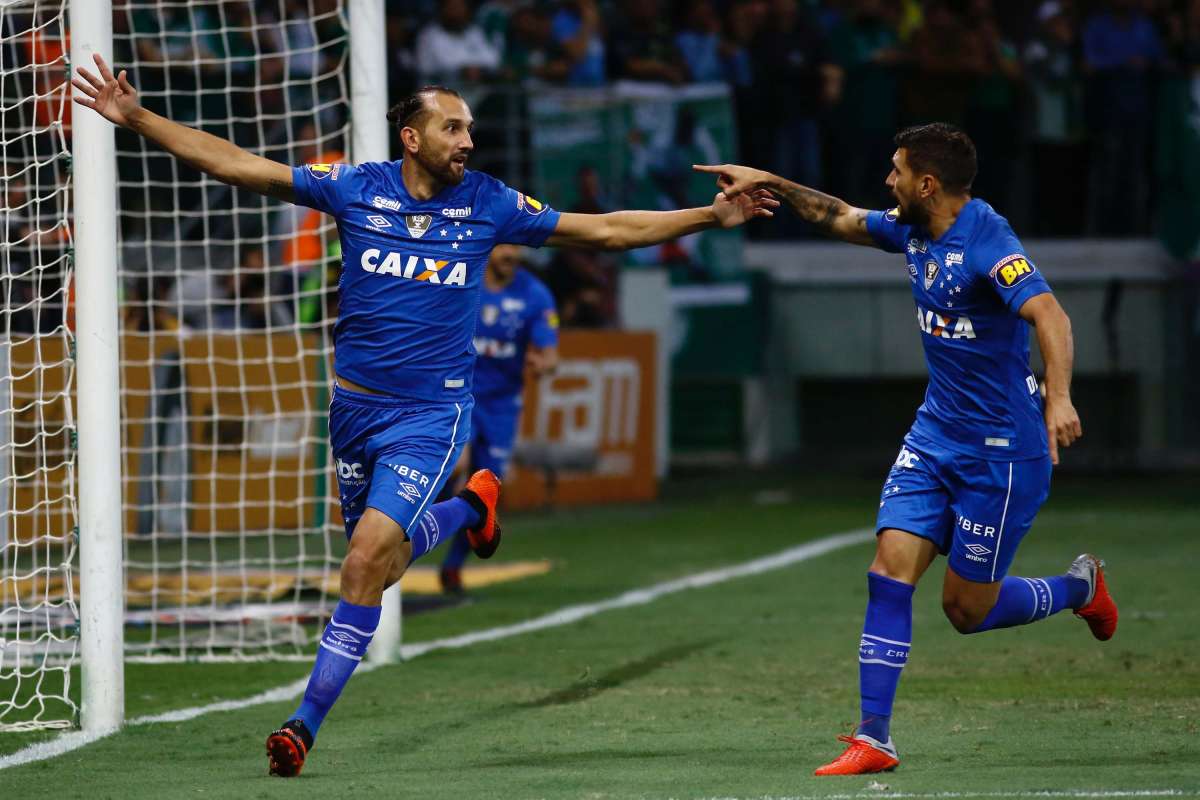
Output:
[2, 471, 1197, 798]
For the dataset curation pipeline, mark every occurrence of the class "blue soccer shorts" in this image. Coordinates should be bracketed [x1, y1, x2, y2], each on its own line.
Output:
[328, 385, 472, 539]
[874, 432, 1052, 583]
[469, 395, 521, 478]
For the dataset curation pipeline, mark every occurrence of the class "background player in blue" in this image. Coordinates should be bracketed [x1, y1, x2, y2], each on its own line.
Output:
[696, 123, 1119, 775]
[73, 56, 777, 778]
[437, 244, 559, 594]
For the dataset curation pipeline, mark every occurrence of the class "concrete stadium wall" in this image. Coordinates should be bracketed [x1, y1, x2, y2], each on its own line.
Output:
[743, 239, 1198, 470]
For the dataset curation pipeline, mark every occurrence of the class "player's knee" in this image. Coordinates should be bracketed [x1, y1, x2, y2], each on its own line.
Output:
[867, 557, 920, 585]
[941, 597, 990, 634]
[343, 528, 403, 582]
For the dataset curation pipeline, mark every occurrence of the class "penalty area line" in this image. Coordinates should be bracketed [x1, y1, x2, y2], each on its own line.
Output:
[0, 527, 874, 771]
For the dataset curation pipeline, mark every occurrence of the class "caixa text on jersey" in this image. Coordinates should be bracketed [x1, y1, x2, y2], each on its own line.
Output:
[360, 249, 468, 286]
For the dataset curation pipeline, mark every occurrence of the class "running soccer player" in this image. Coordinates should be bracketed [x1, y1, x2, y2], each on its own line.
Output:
[73, 55, 777, 778]
[437, 243, 559, 594]
[696, 123, 1118, 775]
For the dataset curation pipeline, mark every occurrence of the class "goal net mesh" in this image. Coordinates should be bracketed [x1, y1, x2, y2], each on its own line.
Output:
[0, 0, 79, 731]
[1, 1, 357, 735]
[112, 0, 349, 662]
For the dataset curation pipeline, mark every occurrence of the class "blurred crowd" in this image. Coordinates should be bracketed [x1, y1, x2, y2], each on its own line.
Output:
[4, 0, 1200, 337]
[388, 0, 1200, 238]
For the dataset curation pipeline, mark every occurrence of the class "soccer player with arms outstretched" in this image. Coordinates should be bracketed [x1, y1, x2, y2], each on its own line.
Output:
[73, 54, 776, 777]
[697, 123, 1118, 776]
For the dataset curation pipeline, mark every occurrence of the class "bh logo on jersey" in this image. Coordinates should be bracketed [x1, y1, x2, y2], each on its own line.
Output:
[361, 249, 468, 287]
[990, 253, 1038, 289]
[916, 304, 976, 339]
[336, 459, 366, 486]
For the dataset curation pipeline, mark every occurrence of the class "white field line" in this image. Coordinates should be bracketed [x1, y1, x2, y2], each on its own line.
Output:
[692, 792, 1193, 800]
[0, 527, 874, 771]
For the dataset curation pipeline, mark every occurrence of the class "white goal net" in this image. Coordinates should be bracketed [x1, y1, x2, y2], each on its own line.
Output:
[0, 0, 79, 731]
[112, 0, 349, 662]
[2, 0, 360, 733]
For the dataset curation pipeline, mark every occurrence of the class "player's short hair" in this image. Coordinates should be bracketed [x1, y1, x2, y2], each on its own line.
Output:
[386, 86, 463, 131]
[894, 123, 977, 194]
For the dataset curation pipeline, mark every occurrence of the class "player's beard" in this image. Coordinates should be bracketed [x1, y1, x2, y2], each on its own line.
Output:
[895, 195, 930, 228]
[413, 146, 466, 186]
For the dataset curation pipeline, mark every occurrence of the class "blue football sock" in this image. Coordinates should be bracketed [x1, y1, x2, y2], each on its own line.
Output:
[857, 572, 914, 743]
[970, 574, 1090, 632]
[292, 599, 381, 738]
[407, 497, 480, 563]
[440, 530, 472, 571]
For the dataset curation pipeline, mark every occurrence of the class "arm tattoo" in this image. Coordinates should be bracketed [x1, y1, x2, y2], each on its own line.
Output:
[775, 182, 847, 233]
[264, 179, 294, 202]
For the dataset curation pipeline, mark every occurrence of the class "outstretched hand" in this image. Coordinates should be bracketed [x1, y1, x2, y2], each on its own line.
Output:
[712, 188, 778, 228]
[694, 163, 772, 199]
[72, 53, 141, 129]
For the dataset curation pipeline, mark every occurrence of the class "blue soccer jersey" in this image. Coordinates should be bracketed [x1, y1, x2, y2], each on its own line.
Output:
[866, 199, 1052, 461]
[472, 268, 559, 402]
[291, 161, 561, 402]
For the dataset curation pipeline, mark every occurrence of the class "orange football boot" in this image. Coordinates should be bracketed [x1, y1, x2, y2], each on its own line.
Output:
[1069, 553, 1118, 641]
[460, 469, 502, 559]
[266, 719, 312, 777]
[814, 734, 900, 776]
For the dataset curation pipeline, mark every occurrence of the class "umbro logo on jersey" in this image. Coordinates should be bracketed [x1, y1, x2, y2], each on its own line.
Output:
[964, 543, 993, 557]
[923, 259, 940, 290]
[361, 248, 468, 287]
[372, 195, 402, 211]
[366, 215, 392, 230]
[406, 214, 433, 238]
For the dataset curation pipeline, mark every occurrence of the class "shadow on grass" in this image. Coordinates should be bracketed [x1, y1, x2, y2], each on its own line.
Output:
[398, 640, 714, 754]
[514, 640, 715, 709]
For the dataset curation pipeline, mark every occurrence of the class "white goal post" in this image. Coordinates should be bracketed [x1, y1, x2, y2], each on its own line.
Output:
[70, 0, 125, 734]
[0, 0, 392, 734]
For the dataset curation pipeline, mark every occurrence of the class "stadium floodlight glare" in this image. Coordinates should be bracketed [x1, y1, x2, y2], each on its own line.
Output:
[0, 0, 392, 733]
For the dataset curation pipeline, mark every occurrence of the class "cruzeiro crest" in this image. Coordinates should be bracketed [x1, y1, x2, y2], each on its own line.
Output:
[405, 214, 433, 239]
[923, 259, 940, 291]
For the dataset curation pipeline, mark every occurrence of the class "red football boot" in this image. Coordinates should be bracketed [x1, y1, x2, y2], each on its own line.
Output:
[459, 469, 501, 559]
[266, 719, 313, 777]
[1069, 553, 1118, 641]
[814, 734, 900, 776]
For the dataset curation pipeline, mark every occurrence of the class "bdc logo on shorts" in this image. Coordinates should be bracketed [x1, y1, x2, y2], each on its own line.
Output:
[336, 458, 365, 484]
[894, 446, 921, 469]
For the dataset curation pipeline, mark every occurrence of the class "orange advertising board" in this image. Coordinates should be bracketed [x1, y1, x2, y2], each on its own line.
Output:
[9, 329, 656, 541]
[502, 330, 658, 510]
